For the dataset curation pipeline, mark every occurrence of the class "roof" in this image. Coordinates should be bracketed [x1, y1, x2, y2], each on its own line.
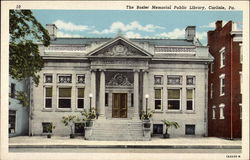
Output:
[50, 37, 197, 46]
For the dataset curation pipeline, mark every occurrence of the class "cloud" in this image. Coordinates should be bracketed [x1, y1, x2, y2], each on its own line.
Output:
[200, 22, 215, 28]
[90, 21, 164, 34]
[124, 31, 142, 38]
[54, 20, 92, 31]
[157, 28, 185, 39]
[57, 31, 81, 37]
[157, 28, 207, 41]
[196, 32, 207, 41]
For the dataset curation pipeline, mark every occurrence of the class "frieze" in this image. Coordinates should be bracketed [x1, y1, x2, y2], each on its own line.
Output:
[45, 46, 86, 52]
[91, 59, 148, 65]
[106, 73, 133, 87]
[155, 47, 196, 53]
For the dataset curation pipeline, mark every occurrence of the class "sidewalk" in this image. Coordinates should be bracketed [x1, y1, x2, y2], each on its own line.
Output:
[9, 136, 242, 149]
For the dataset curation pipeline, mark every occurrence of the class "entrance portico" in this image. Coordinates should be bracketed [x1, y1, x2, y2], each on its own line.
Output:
[88, 36, 152, 119]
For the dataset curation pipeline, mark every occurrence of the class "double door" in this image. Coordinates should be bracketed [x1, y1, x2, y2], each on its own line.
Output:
[112, 93, 127, 118]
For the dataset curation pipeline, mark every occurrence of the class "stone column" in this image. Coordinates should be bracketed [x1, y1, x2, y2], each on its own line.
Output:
[99, 69, 105, 118]
[90, 70, 96, 110]
[143, 70, 149, 112]
[133, 69, 139, 119]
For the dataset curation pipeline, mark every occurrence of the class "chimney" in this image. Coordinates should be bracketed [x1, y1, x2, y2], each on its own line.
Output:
[215, 20, 222, 31]
[46, 24, 57, 40]
[185, 26, 196, 41]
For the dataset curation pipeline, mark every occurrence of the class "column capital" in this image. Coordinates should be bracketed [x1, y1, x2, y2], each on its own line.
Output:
[142, 69, 149, 73]
[99, 69, 106, 72]
[90, 69, 97, 72]
[133, 69, 140, 72]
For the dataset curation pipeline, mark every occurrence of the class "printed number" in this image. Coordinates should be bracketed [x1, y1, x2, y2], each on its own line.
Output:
[16, 5, 21, 9]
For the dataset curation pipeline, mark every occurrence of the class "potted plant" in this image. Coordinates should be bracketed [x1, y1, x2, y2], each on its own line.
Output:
[81, 108, 96, 127]
[161, 119, 180, 138]
[45, 123, 55, 138]
[62, 115, 80, 138]
[141, 110, 154, 128]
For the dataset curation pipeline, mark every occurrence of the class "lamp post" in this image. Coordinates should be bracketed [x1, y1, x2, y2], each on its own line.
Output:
[89, 93, 93, 112]
[145, 94, 149, 115]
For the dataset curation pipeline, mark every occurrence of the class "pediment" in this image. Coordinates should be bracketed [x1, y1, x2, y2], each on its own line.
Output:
[88, 36, 152, 58]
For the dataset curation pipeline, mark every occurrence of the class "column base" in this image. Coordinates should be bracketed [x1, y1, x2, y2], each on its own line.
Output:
[97, 115, 106, 120]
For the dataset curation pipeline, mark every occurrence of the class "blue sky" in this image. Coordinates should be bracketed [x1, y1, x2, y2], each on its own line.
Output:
[32, 10, 242, 45]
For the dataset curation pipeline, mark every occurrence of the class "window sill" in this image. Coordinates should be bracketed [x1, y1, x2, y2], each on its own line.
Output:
[42, 108, 53, 112]
[185, 111, 195, 114]
[154, 110, 164, 113]
[166, 110, 182, 113]
[55, 108, 73, 112]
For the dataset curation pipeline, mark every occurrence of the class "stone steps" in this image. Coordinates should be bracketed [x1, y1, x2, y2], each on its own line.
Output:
[87, 119, 146, 141]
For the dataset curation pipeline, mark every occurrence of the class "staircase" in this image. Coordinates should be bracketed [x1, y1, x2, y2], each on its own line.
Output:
[87, 119, 147, 141]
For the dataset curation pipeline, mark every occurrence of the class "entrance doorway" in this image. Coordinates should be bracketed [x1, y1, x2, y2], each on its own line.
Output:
[112, 93, 127, 118]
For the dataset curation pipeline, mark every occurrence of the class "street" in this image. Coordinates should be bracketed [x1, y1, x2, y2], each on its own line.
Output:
[9, 148, 241, 153]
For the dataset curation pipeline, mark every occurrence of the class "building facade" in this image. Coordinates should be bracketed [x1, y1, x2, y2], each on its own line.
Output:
[30, 24, 212, 140]
[9, 77, 29, 137]
[207, 21, 242, 138]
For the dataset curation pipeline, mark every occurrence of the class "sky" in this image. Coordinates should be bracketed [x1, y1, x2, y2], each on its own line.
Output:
[32, 10, 242, 45]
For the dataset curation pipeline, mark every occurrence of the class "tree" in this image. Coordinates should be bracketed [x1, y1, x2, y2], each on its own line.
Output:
[9, 10, 50, 86]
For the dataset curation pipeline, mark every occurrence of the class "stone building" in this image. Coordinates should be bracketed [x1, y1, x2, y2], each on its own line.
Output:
[30, 24, 213, 140]
[9, 77, 29, 137]
[207, 21, 242, 138]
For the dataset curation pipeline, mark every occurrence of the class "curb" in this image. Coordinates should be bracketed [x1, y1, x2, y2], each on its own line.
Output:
[9, 145, 242, 149]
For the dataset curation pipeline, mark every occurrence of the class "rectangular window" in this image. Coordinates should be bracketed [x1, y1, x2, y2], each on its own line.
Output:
[212, 106, 216, 119]
[45, 87, 52, 108]
[153, 124, 163, 135]
[44, 74, 53, 83]
[131, 93, 134, 107]
[167, 76, 182, 85]
[58, 88, 71, 108]
[105, 93, 109, 106]
[210, 62, 214, 73]
[42, 122, 51, 133]
[58, 75, 72, 83]
[186, 89, 194, 110]
[219, 74, 225, 96]
[77, 75, 85, 84]
[75, 123, 85, 135]
[220, 47, 225, 68]
[168, 89, 181, 110]
[239, 104, 242, 119]
[77, 88, 84, 109]
[185, 125, 195, 135]
[239, 72, 242, 94]
[11, 83, 15, 98]
[219, 104, 225, 119]
[9, 110, 16, 134]
[210, 83, 213, 99]
[154, 75, 163, 85]
[239, 43, 242, 64]
[186, 76, 195, 85]
[154, 88, 162, 110]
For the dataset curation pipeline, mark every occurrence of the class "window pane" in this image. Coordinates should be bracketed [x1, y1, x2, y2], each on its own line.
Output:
[155, 100, 161, 109]
[59, 88, 71, 97]
[78, 88, 84, 98]
[155, 89, 161, 99]
[168, 100, 180, 109]
[168, 89, 180, 99]
[185, 125, 195, 135]
[75, 123, 85, 134]
[187, 101, 193, 110]
[187, 89, 193, 99]
[46, 88, 52, 97]
[105, 93, 109, 106]
[59, 99, 71, 108]
[45, 99, 52, 108]
[153, 124, 163, 134]
[77, 99, 84, 108]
